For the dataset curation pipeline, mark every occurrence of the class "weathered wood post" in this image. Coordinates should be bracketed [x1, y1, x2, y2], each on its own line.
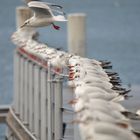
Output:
[9, 7, 33, 140]
[16, 6, 32, 29]
[67, 13, 87, 57]
[68, 13, 87, 140]
[14, 6, 32, 116]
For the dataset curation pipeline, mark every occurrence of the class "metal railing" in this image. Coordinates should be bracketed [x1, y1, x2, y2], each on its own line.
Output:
[11, 49, 65, 140]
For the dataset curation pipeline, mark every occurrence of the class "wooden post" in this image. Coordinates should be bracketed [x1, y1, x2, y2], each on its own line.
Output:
[68, 13, 87, 57]
[16, 6, 32, 29]
[68, 14, 85, 140]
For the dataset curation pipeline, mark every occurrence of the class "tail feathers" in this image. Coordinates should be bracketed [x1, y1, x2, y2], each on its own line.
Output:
[102, 65, 112, 69]
[119, 89, 131, 95]
[106, 71, 118, 76]
[121, 111, 140, 120]
[99, 60, 111, 65]
[132, 130, 140, 138]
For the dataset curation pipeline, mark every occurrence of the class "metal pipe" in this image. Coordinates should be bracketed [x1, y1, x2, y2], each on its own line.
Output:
[40, 68, 48, 140]
[47, 61, 53, 140]
[13, 52, 20, 115]
[34, 65, 41, 139]
[54, 78, 63, 140]
[28, 62, 35, 132]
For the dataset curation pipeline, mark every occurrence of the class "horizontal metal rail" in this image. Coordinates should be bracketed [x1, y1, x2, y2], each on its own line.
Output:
[0, 105, 10, 123]
[6, 107, 37, 140]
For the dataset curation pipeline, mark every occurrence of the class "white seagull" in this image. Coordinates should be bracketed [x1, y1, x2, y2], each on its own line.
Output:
[21, 1, 67, 30]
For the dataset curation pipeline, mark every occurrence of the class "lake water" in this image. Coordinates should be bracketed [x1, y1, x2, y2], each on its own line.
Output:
[0, 0, 140, 138]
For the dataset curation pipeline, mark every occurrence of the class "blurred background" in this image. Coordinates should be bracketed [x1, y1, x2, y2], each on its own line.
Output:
[0, 0, 140, 139]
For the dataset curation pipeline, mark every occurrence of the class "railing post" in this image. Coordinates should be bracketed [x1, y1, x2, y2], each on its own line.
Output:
[68, 13, 87, 57]
[24, 60, 29, 125]
[40, 69, 48, 140]
[47, 61, 53, 140]
[19, 56, 25, 121]
[34, 65, 41, 139]
[13, 51, 20, 114]
[54, 78, 63, 140]
[28, 62, 35, 132]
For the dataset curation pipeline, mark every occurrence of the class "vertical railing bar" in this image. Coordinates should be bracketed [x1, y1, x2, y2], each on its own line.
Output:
[13, 51, 20, 114]
[54, 78, 63, 140]
[47, 61, 53, 140]
[40, 68, 48, 140]
[19, 56, 25, 121]
[24, 60, 29, 125]
[28, 62, 35, 132]
[34, 65, 41, 139]
[52, 80, 55, 137]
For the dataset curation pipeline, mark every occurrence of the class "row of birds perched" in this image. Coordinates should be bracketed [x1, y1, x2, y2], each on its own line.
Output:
[12, 1, 140, 140]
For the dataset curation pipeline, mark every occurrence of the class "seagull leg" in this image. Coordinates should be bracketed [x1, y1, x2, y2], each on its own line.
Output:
[52, 23, 60, 30]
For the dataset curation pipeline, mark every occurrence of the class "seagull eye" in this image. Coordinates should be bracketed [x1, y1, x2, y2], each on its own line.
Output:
[25, 20, 30, 25]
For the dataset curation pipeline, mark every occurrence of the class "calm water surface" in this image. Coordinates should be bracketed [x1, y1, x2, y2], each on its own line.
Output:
[0, 0, 140, 138]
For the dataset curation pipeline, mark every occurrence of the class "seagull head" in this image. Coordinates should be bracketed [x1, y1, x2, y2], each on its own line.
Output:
[20, 19, 31, 28]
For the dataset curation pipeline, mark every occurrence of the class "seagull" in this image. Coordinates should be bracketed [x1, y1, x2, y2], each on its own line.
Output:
[20, 1, 67, 30]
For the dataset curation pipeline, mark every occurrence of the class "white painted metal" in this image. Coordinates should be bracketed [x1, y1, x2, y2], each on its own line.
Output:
[68, 13, 86, 57]
[8, 107, 37, 140]
[24, 60, 29, 125]
[13, 52, 20, 114]
[40, 69, 48, 140]
[19, 56, 25, 121]
[34, 65, 41, 139]
[28, 62, 35, 132]
[54, 79, 63, 140]
[47, 61, 53, 140]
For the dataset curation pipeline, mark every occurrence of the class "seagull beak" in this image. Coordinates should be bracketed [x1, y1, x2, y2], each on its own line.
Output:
[69, 72, 75, 75]
[69, 69, 74, 71]
[52, 23, 60, 30]
[20, 23, 26, 28]
[69, 76, 74, 80]
[68, 65, 74, 68]
[71, 119, 83, 124]
[68, 99, 78, 105]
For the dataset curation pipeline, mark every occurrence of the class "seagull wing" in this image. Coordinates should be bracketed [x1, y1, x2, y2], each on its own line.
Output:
[28, 1, 53, 18]
[45, 2, 63, 9]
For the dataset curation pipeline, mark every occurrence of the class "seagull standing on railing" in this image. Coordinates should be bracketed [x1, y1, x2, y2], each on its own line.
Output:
[20, 1, 67, 30]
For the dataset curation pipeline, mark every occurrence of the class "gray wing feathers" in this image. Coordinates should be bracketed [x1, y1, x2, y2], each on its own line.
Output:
[28, 1, 53, 17]
[28, 1, 64, 18]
